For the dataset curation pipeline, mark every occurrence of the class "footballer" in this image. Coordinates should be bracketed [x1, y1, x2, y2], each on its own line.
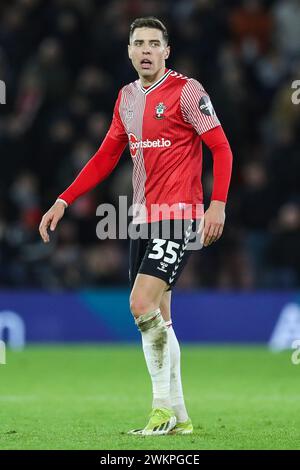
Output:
[39, 17, 233, 436]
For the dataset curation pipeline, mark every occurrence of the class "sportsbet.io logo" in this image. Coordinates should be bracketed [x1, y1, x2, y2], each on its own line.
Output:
[129, 133, 171, 158]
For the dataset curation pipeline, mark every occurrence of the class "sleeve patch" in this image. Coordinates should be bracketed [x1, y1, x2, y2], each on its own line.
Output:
[199, 95, 216, 117]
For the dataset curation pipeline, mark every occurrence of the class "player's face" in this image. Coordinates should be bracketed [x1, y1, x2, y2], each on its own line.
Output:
[128, 28, 170, 83]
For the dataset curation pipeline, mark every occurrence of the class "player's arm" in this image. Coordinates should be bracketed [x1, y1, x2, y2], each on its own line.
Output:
[180, 79, 233, 247]
[201, 126, 233, 247]
[39, 91, 127, 243]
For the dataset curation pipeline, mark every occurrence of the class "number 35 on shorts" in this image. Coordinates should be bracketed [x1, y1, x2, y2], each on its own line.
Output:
[148, 239, 180, 264]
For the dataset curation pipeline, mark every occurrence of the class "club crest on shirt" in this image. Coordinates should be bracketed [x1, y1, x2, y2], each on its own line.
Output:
[199, 95, 215, 116]
[154, 102, 166, 119]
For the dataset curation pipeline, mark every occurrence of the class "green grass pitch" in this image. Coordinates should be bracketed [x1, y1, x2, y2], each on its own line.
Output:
[0, 345, 299, 450]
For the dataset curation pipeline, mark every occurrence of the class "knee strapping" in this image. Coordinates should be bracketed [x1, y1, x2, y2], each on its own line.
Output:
[135, 308, 164, 332]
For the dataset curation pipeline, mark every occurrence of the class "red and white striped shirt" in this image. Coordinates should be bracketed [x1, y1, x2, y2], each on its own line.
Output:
[108, 69, 221, 222]
[59, 69, 232, 223]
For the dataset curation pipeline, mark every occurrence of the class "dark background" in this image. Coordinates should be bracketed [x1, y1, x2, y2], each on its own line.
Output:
[0, 0, 299, 290]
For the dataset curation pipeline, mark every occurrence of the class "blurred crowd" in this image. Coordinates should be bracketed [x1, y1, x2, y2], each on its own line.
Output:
[0, 0, 299, 290]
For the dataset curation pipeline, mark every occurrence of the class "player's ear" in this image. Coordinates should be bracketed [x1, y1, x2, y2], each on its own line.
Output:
[164, 46, 170, 60]
[128, 44, 132, 59]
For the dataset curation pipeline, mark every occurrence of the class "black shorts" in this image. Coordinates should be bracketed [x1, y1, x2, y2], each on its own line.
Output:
[129, 218, 203, 291]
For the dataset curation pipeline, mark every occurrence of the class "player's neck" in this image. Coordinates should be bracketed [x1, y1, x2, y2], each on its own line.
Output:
[139, 67, 168, 88]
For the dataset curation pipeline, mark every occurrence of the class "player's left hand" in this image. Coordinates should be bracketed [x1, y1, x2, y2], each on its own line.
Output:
[202, 200, 226, 247]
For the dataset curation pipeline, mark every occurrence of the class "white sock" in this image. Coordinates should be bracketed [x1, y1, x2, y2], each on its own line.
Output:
[136, 309, 171, 409]
[165, 320, 189, 423]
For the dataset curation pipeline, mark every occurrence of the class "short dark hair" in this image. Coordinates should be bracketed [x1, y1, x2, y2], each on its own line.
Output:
[129, 17, 168, 45]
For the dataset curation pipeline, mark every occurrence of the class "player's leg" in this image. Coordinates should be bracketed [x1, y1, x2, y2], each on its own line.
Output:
[130, 272, 166, 318]
[129, 273, 176, 435]
[159, 288, 171, 322]
[160, 290, 193, 434]
[128, 219, 199, 435]
[130, 273, 171, 410]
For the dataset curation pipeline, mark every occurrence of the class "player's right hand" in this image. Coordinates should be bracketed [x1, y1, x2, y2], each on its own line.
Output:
[39, 200, 66, 243]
